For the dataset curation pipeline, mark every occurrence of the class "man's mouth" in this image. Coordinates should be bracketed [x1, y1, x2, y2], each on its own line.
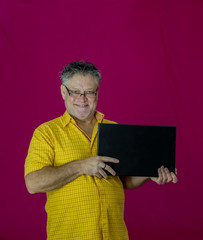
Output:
[74, 104, 88, 108]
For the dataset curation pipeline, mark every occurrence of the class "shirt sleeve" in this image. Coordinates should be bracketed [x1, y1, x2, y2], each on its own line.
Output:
[24, 126, 55, 176]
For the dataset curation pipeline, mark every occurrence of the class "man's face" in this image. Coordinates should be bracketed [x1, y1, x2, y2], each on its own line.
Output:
[61, 74, 99, 121]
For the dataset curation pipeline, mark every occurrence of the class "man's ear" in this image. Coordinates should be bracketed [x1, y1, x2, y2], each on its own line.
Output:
[60, 85, 66, 100]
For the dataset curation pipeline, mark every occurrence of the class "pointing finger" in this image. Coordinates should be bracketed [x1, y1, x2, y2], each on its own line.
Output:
[99, 156, 119, 163]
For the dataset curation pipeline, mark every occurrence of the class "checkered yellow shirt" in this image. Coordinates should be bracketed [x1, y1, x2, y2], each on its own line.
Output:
[25, 111, 129, 240]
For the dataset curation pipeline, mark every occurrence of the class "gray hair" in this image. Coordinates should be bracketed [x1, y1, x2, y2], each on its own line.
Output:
[60, 60, 101, 86]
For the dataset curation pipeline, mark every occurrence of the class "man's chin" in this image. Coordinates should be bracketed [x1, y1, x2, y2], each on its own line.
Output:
[74, 111, 91, 121]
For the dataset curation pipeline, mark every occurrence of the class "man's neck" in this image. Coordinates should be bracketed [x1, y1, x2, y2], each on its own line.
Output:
[73, 114, 97, 139]
[73, 114, 97, 127]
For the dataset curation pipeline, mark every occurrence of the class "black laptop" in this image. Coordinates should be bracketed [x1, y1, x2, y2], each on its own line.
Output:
[97, 123, 176, 177]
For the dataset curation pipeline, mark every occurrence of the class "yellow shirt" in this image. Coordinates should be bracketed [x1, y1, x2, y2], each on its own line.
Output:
[25, 111, 129, 240]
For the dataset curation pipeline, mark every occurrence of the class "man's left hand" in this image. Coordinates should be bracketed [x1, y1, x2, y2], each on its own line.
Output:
[150, 166, 178, 184]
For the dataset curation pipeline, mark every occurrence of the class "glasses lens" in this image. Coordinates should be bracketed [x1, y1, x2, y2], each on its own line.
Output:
[71, 91, 97, 98]
[86, 91, 96, 98]
[65, 86, 97, 98]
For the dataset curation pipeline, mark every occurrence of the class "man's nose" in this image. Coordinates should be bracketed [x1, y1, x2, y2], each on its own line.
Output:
[78, 93, 88, 101]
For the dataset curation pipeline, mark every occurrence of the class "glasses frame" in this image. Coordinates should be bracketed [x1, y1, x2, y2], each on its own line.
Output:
[63, 85, 98, 99]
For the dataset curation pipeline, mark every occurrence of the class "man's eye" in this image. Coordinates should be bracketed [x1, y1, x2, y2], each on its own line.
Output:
[86, 91, 95, 95]
[72, 91, 81, 95]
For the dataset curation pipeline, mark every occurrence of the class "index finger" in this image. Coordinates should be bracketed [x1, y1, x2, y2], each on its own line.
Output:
[171, 172, 178, 183]
[98, 156, 119, 163]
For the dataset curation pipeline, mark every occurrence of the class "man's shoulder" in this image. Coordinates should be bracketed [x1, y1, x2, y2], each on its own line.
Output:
[34, 115, 63, 134]
[102, 118, 117, 124]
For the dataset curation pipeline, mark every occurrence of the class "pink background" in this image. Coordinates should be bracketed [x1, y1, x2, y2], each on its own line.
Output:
[1, 0, 203, 239]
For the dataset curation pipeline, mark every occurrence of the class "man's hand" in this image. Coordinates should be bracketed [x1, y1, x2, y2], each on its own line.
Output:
[80, 156, 119, 179]
[151, 166, 178, 184]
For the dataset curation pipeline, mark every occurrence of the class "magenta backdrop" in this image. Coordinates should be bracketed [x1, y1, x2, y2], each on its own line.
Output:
[1, 0, 203, 239]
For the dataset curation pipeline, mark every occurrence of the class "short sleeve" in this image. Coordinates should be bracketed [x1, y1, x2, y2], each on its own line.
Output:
[24, 126, 55, 176]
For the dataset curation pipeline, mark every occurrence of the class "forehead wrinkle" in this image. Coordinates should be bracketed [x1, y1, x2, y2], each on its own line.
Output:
[66, 75, 98, 91]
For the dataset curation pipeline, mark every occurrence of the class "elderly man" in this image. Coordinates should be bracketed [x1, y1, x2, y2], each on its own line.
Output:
[24, 61, 177, 240]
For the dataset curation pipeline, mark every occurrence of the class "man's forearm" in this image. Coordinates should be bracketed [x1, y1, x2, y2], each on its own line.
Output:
[120, 176, 150, 189]
[25, 160, 83, 194]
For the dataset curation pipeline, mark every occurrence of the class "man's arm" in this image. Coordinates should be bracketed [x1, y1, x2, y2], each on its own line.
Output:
[120, 176, 150, 189]
[25, 156, 119, 194]
[120, 166, 178, 189]
[25, 160, 82, 194]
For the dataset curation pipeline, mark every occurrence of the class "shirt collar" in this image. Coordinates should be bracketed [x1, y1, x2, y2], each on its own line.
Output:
[62, 110, 104, 127]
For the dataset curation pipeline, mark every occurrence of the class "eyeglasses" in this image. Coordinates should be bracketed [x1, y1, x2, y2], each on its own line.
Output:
[63, 85, 98, 99]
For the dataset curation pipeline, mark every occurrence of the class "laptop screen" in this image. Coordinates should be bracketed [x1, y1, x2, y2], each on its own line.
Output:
[97, 123, 176, 177]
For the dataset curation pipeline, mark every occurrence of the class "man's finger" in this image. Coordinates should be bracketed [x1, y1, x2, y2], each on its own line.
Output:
[157, 167, 163, 184]
[99, 169, 108, 179]
[99, 156, 119, 163]
[160, 166, 168, 184]
[171, 172, 178, 183]
[95, 173, 102, 179]
[104, 164, 116, 176]
[99, 162, 106, 169]
[165, 168, 173, 183]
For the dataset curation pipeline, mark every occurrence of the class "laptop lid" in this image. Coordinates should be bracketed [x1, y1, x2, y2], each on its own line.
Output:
[97, 123, 176, 177]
